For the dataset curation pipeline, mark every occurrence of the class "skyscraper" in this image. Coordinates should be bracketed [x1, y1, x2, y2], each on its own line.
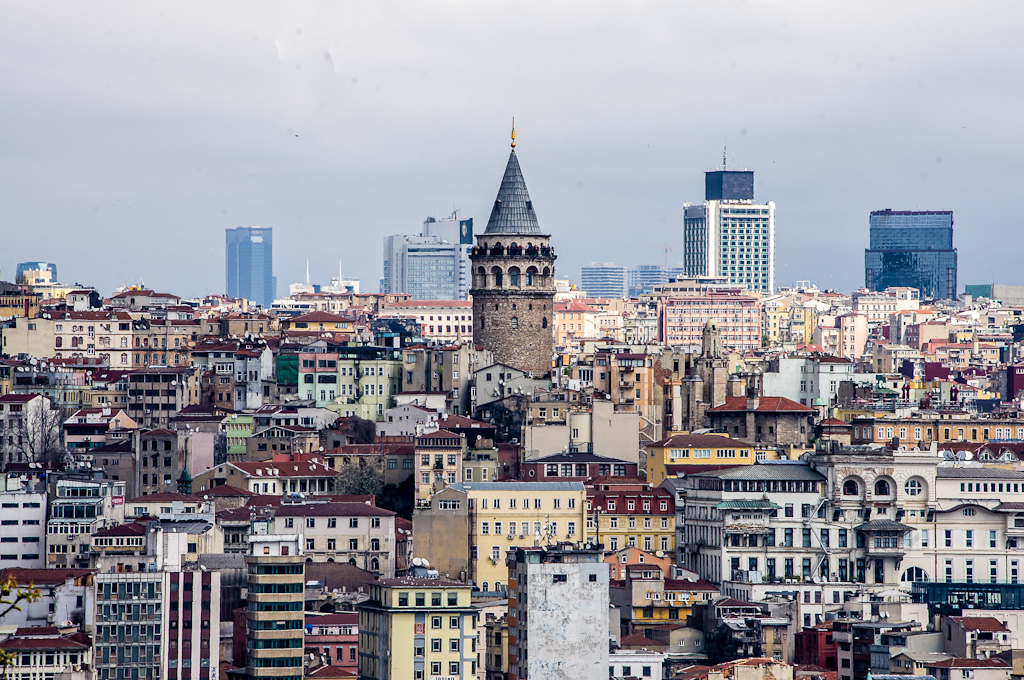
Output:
[626, 264, 687, 297]
[226, 226, 274, 307]
[381, 211, 474, 300]
[865, 209, 957, 300]
[470, 131, 556, 377]
[682, 169, 776, 293]
[580, 262, 627, 298]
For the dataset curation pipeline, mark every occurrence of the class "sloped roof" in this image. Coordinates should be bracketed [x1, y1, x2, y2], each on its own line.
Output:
[650, 433, 753, 449]
[484, 149, 542, 235]
[707, 396, 815, 413]
[950, 616, 1010, 632]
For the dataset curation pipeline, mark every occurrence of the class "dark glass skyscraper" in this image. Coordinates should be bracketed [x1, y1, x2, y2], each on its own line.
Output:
[226, 226, 274, 307]
[865, 210, 957, 300]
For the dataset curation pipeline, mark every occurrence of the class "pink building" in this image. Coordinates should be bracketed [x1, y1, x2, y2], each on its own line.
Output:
[658, 292, 761, 350]
[305, 612, 359, 674]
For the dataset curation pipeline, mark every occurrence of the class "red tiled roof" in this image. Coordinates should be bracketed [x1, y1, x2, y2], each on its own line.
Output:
[0, 568, 95, 586]
[232, 461, 335, 477]
[707, 396, 815, 413]
[620, 633, 661, 647]
[665, 578, 719, 592]
[273, 502, 394, 518]
[927, 659, 1009, 669]
[950, 616, 1010, 632]
[0, 637, 89, 650]
[94, 522, 148, 538]
[202, 484, 254, 497]
[305, 612, 359, 625]
[125, 492, 199, 504]
[651, 433, 754, 448]
[0, 394, 39, 403]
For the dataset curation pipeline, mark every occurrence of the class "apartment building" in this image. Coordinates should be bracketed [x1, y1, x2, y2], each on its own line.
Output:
[507, 544, 609, 679]
[46, 478, 126, 569]
[357, 577, 477, 680]
[587, 477, 676, 555]
[269, 499, 397, 577]
[414, 481, 587, 592]
[244, 531, 305, 680]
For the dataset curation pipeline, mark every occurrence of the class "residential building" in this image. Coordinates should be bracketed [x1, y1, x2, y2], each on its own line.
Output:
[244, 530, 304, 680]
[413, 481, 587, 592]
[357, 577, 477, 680]
[656, 284, 762, 351]
[378, 300, 474, 343]
[522, 401, 641, 463]
[610, 565, 719, 633]
[382, 210, 474, 300]
[581, 263, 627, 299]
[192, 457, 337, 496]
[94, 568, 221, 680]
[0, 486, 47, 568]
[0, 393, 59, 469]
[226, 226, 275, 308]
[645, 433, 756, 486]
[46, 478, 126, 569]
[507, 544, 609, 679]
[0, 627, 93, 680]
[0, 567, 95, 628]
[683, 169, 776, 293]
[305, 612, 359, 675]
[587, 477, 676, 555]
[865, 210, 957, 300]
[269, 499, 397, 576]
[706, 395, 817, 453]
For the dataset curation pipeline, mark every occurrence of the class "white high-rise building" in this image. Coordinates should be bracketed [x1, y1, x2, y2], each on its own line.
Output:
[683, 169, 775, 293]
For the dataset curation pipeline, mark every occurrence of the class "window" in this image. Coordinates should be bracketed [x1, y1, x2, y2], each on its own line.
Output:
[843, 479, 859, 496]
[874, 479, 891, 496]
[904, 478, 923, 497]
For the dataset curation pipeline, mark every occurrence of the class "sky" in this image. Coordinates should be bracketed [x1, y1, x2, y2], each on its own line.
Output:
[2, 1, 1023, 299]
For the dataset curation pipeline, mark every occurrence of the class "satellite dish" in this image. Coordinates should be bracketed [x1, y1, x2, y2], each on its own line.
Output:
[421, 559, 429, 568]
[413, 557, 423, 567]
[655, 550, 665, 558]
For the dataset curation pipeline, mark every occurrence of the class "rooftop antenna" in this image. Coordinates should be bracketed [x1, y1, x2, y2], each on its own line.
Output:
[511, 117, 516, 150]
[305, 258, 310, 285]
[723, 145, 728, 171]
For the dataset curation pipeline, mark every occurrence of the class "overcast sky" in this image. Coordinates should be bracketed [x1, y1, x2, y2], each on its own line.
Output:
[2, 1, 1022, 298]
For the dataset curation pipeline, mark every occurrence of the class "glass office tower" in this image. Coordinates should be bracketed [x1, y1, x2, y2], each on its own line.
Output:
[226, 226, 274, 307]
[865, 210, 957, 300]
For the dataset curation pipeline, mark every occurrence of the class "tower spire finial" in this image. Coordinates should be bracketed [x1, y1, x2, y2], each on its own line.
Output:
[723, 145, 727, 171]
[511, 117, 516, 149]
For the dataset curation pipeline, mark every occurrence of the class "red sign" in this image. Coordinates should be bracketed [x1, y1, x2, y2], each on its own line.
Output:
[414, 623, 425, 634]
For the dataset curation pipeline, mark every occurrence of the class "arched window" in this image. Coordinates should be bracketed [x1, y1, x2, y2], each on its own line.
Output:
[479, 316, 485, 329]
[904, 478, 923, 497]
[481, 581, 489, 592]
[843, 479, 859, 496]
[370, 557, 380, 572]
[120, 353, 128, 364]
[348, 558, 357, 565]
[900, 567, 929, 582]
[542, 317, 548, 329]
[508, 267, 520, 286]
[511, 317, 519, 329]
[494, 581, 504, 592]
[874, 479, 891, 496]
[55, 336, 63, 348]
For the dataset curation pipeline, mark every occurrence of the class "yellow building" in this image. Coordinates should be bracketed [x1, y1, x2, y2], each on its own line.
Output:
[413, 481, 588, 592]
[612, 565, 719, 627]
[587, 479, 676, 555]
[357, 577, 477, 680]
[646, 433, 757, 485]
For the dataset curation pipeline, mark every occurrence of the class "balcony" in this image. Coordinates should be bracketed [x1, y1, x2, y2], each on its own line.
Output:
[857, 520, 912, 558]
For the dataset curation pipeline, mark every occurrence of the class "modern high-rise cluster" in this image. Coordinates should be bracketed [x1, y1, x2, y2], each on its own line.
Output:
[0, 129, 1013, 680]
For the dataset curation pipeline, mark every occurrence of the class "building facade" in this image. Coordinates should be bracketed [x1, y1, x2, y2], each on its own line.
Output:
[683, 170, 776, 293]
[864, 210, 957, 300]
[226, 226, 275, 308]
[580, 263, 627, 299]
[382, 211, 474, 300]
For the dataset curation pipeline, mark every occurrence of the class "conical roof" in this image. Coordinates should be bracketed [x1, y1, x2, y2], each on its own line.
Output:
[484, 150, 542, 235]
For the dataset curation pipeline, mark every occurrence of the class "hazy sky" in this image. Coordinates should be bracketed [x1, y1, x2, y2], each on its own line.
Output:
[3, 1, 1022, 298]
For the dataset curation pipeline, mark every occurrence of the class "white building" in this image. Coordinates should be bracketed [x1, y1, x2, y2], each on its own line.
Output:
[609, 649, 665, 680]
[508, 544, 609, 679]
[0, 487, 47, 568]
[683, 170, 775, 293]
[759, 355, 860, 407]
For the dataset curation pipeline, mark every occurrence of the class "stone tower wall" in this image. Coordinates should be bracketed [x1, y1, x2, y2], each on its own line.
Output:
[471, 234, 555, 377]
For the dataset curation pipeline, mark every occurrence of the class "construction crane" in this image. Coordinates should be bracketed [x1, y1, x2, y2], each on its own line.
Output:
[642, 243, 676, 268]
